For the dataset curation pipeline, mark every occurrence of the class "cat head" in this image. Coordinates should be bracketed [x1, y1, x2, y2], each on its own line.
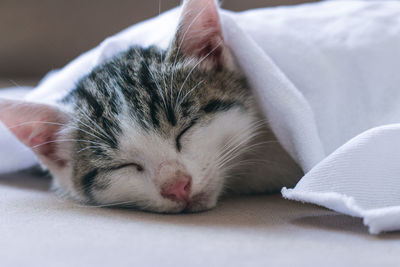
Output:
[0, 0, 263, 212]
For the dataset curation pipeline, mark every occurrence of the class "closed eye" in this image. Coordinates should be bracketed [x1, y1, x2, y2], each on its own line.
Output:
[176, 118, 197, 152]
[109, 163, 144, 172]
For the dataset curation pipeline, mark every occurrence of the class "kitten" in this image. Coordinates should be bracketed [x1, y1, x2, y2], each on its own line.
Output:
[0, 0, 301, 213]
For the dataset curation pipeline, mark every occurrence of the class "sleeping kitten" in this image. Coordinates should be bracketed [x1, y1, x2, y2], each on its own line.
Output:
[0, 0, 301, 212]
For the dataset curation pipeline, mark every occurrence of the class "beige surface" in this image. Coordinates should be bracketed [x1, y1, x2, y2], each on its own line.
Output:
[0, 169, 399, 267]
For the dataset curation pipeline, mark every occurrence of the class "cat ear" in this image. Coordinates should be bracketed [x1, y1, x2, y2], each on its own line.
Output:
[0, 99, 71, 168]
[167, 0, 233, 69]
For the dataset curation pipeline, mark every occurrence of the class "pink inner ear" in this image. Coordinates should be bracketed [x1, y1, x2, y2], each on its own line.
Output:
[178, 0, 224, 67]
[0, 99, 68, 166]
[25, 123, 59, 158]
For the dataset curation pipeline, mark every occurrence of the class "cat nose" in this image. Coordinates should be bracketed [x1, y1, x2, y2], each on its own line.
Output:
[161, 176, 191, 202]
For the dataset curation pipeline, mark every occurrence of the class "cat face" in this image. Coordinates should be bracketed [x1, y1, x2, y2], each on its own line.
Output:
[60, 46, 258, 212]
[0, 0, 263, 212]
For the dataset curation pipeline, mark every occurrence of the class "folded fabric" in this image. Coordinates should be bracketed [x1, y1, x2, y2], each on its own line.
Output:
[1, 1, 400, 234]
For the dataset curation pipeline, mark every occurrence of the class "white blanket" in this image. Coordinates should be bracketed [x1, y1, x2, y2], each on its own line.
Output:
[1, 1, 400, 234]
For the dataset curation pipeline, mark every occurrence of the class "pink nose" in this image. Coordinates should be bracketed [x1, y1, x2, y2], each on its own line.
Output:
[161, 177, 191, 202]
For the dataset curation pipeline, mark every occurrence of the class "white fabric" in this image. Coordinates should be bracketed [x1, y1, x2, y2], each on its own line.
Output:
[1, 1, 400, 234]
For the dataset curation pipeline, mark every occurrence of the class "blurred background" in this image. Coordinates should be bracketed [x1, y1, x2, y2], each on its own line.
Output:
[0, 0, 318, 86]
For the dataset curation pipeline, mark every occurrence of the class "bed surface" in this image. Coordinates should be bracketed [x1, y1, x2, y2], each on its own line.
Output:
[1, 168, 399, 267]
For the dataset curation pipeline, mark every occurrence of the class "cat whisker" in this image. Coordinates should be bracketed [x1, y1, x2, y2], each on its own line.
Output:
[175, 39, 223, 110]
[7, 120, 107, 143]
[218, 141, 279, 170]
[177, 79, 204, 107]
[77, 145, 105, 154]
[72, 103, 115, 142]
[217, 138, 258, 169]
[170, 4, 209, 102]
[216, 119, 267, 160]
[31, 139, 103, 150]
[218, 124, 269, 159]
[86, 200, 139, 208]
[7, 121, 68, 129]
[199, 125, 260, 182]
[214, 121, 269, 169]
[53, 189, 139, 209]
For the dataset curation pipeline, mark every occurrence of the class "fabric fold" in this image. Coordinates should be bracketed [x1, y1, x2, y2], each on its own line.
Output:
[283, 124, 400, 234]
